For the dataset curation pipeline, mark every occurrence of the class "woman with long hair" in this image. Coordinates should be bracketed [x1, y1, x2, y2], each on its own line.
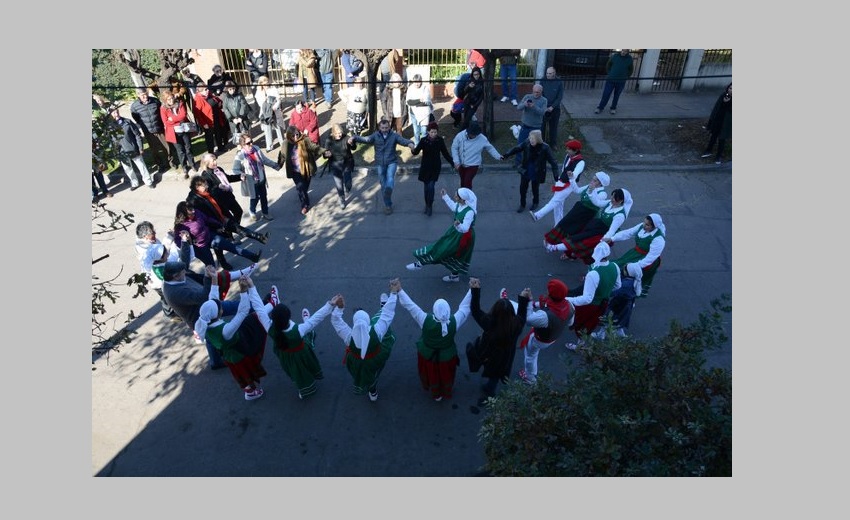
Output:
[279, 125, 330, 215]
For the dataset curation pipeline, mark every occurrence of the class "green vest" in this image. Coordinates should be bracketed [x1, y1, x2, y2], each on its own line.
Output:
[206, 323, 244, 363]
[417, 315, 458, 362]
[590, 263, 619, 306]
[598, 206, 625, 227]
[635, 229, 664, 256]
[455, 205, 475, 228]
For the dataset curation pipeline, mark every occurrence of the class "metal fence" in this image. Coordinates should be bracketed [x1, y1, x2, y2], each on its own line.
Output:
[214, 49, 731, 97]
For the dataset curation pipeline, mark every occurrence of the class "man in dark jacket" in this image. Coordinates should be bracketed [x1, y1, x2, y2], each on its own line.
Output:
[161, 262, 238, 370]
[595, 49, 634, 114]
[110, 106, 155, 189]
[130, 89, 175, 172]
[245, 49, 269, 96]
[206, 64, 235, 97]
[539, 66, 565, 148]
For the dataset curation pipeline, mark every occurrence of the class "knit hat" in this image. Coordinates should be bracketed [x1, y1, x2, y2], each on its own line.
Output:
[547, 279, 568, 301]
[427, 121, 439, 131]
[565, 139, 582, 151]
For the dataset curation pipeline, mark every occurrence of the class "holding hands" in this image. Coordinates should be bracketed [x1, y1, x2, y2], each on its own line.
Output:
[389, 278, 402, 294]
[520, 287, 532, 300]
[204, 265, 218, 278]
[468, 277, 480, 289]
[330, 294, 344, 308]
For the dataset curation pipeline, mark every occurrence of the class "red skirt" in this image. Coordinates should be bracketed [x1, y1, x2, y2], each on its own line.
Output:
[571, 300, 609, 338]
[226, 348, 267, 389]
[417, 353, 459, 400]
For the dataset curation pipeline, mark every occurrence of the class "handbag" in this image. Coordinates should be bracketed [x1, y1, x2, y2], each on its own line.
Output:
[465, 336, 485, 373]
[175, 121, 198, 134]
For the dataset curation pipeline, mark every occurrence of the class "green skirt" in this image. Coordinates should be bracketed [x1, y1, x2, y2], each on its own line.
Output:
[413, 227, 475, 275]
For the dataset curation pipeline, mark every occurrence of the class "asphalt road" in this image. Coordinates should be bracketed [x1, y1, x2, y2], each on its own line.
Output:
[92, 89, 732, 476]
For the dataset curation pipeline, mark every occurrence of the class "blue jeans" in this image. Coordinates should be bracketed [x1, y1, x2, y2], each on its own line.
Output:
[320, 72, 334, 104]
[597, 80, 626, 110]
[410, 110, 424, 145]
[500, 64, 517, 101]
[205, 300, 239, 368]
[376, 162, 398, 207]
[210, 234, 259, 263]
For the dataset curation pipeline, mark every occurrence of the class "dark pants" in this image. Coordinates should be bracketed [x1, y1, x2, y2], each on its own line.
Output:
[144, 132, 175, 169]
[597, 80, 626, 111]
[704, 134, 727, 161]
[92, 168, 110, 199]
[518, 175, 540, 208]
[292, 172, 312, 210]
[423, 180, 436, 207]
[458, 165, 479, 189]
[331, 166, 353, 202]
[542, 107, 561, 148]
[249, 181, 270, 216]
[171, 132, 194, 172]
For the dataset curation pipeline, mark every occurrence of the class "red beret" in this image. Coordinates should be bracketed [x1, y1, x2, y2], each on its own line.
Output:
[565, 139, 582, 151]
[547, 279, 568, 301]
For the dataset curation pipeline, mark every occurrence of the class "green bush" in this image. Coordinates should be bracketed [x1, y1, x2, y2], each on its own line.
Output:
[479, 295, 732, 477]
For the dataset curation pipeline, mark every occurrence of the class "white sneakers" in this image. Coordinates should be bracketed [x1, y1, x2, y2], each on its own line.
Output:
[368, 389, 379, 402]
[244, 387, 264, 401]
[499, 288, 508, 299]
[545, 243, 559, 253]
[442, 274, 460, 283]
[269, 285, 280, 307]
[511, 99, 518, 106]
[302, 308, 311, 320]
[529, 210, 539, 222]
[380, 293, 389, 307]
[406, 261, 423, 271]
[500, 96, 509, 103]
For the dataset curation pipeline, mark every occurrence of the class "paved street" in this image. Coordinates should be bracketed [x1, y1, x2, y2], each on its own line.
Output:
[92, 89, 732, 476]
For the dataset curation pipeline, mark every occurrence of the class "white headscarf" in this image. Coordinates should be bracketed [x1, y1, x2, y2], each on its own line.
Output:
[626, 262, 643, 297]
[649, 213, 666, 236]
[621, 188, 633, 218]
[591, 241, 611, 264]
[595, 171, 610, 187]
[351, 310, 371, 358]
[194, 300, 220, 340]
[457, 187, 477, 214]
[432, 299, 452, 336]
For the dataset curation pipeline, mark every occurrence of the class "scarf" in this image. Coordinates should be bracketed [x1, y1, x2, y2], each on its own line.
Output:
[213, 167, 232, 192]
[198, 190, 226, 222]
[432, 299, 451, 336]
[244, 147, 261, 182]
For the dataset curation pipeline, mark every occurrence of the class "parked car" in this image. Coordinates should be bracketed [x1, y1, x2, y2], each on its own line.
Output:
[553, 49, 612, 75]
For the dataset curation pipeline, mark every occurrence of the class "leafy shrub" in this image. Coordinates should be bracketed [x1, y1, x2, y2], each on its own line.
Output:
[479, 295, 732, 477]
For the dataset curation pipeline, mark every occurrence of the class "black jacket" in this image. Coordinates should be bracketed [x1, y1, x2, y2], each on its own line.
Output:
[322, 134, 357, 173]
[130, 97, 164, 134]
[412, 135, 453, 183]
[114, 117, 145, 157]
[504, 141, 559, 183]
[471, 288, 529, 380]
[245, 51, 269, 82]
[207, 71, 235, 97]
